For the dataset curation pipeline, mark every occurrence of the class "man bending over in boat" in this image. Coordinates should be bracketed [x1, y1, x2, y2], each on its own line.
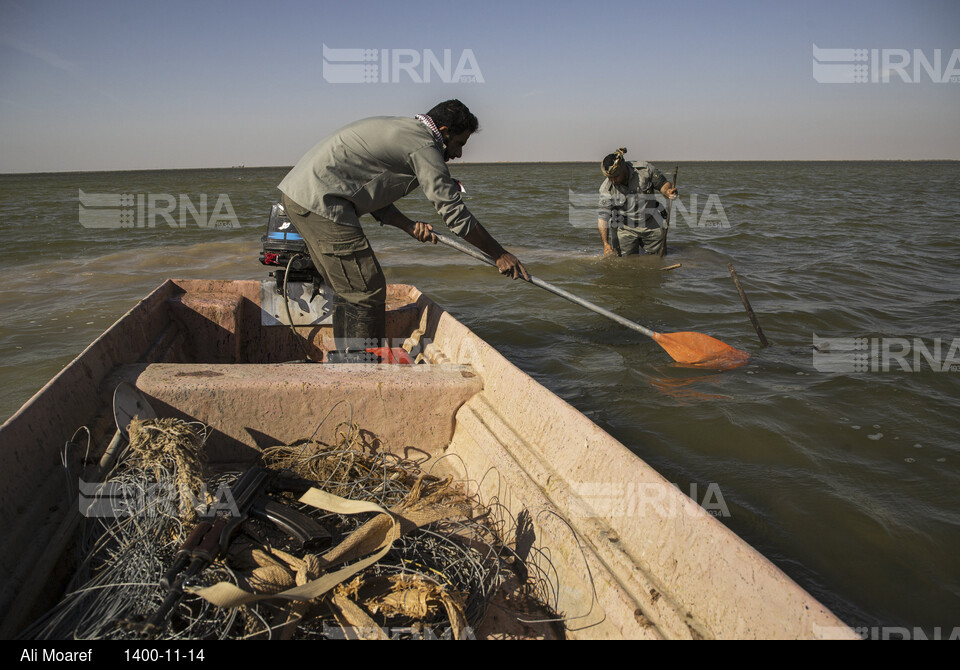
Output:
[597, 148, 677, 257]
[278, 99, 529, 363]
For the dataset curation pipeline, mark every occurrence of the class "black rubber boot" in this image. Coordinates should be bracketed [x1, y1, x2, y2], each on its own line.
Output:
[327, 296, 385, 364]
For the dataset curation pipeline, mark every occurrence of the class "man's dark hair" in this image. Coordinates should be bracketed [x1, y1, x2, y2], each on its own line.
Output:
[602, 154, 618, 171]
[426, 99, 479, 136]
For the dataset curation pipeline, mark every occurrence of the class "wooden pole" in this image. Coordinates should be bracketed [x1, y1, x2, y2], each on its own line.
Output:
[659, 166, 678, 258]
[727, 263, 769, 348]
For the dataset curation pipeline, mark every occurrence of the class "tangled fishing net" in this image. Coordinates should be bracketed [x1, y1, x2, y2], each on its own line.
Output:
[22, 415, 545, 640]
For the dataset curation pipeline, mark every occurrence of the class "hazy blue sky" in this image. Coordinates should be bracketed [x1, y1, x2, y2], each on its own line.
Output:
[1, 0, 958, 172]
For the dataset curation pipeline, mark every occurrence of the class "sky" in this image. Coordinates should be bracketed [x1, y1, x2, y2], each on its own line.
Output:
[0, 0, 958, 173]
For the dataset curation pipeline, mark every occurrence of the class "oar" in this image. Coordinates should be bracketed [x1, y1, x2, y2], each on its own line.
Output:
[659, 166, 678, 259]
[433, 233, 749, 369]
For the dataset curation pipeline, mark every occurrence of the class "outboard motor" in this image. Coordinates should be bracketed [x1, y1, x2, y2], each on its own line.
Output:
[259, 202, 322, 292]
[257, 202, 412, 364]
[258, 202, 333, 336]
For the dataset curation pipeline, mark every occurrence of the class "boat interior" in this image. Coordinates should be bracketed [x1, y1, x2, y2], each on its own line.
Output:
[0, 279, 857, 639]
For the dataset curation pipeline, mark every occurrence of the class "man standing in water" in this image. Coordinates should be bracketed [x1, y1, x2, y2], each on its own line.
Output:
[597, 148, 677, 257]
[278, 99, 529, 362]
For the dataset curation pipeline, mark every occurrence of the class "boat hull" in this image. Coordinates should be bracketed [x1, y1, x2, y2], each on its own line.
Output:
[0, 279, 856, 639]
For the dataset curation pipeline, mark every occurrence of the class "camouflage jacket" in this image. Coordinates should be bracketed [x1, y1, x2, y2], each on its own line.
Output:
[598, 161, 667, 229]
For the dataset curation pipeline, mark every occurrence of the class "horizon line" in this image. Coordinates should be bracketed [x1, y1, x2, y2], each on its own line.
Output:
[2, 158, 959, 177]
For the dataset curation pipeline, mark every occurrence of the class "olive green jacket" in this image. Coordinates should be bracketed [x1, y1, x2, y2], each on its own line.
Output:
[278, 116, 477, 236]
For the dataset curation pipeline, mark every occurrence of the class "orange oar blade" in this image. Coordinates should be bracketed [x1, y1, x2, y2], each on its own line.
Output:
[652, 331, 751, 369]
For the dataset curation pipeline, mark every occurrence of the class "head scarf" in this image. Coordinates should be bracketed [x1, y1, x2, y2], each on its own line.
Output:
[602, 147, 628, 179]
[415, 114, 445, 148]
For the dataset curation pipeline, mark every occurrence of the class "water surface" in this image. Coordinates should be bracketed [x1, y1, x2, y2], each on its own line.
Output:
[1, 162, 957, 634]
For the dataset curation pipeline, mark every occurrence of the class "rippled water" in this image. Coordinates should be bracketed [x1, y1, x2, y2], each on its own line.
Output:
[1, 162, 958, 634]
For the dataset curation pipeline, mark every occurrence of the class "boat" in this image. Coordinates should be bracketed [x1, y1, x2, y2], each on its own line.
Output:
[0, 271, 860, 640]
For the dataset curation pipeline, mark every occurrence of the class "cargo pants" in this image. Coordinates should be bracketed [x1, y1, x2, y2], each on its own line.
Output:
[280, 194, 386, 356]
[616, 224, 665, 256]
[280, 194, 387, 309]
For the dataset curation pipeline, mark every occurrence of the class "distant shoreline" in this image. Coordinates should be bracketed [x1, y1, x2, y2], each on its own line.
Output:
[2, 158, 958, 177]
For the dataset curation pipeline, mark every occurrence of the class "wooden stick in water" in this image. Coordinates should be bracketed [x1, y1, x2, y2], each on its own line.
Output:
[728, 262, 769, 348]
[659, 166, 678, 259]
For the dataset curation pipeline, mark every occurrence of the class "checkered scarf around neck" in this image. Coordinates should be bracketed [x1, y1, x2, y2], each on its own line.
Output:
[415, 114, 445, 148]
[602, 147, 629, 179]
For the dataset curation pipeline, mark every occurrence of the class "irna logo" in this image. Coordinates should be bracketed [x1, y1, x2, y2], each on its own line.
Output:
[812, 334, 960, 373]
[322, 45, 484, 84]
[812, 44, 960, 83]
[78, 190, 239, 229]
